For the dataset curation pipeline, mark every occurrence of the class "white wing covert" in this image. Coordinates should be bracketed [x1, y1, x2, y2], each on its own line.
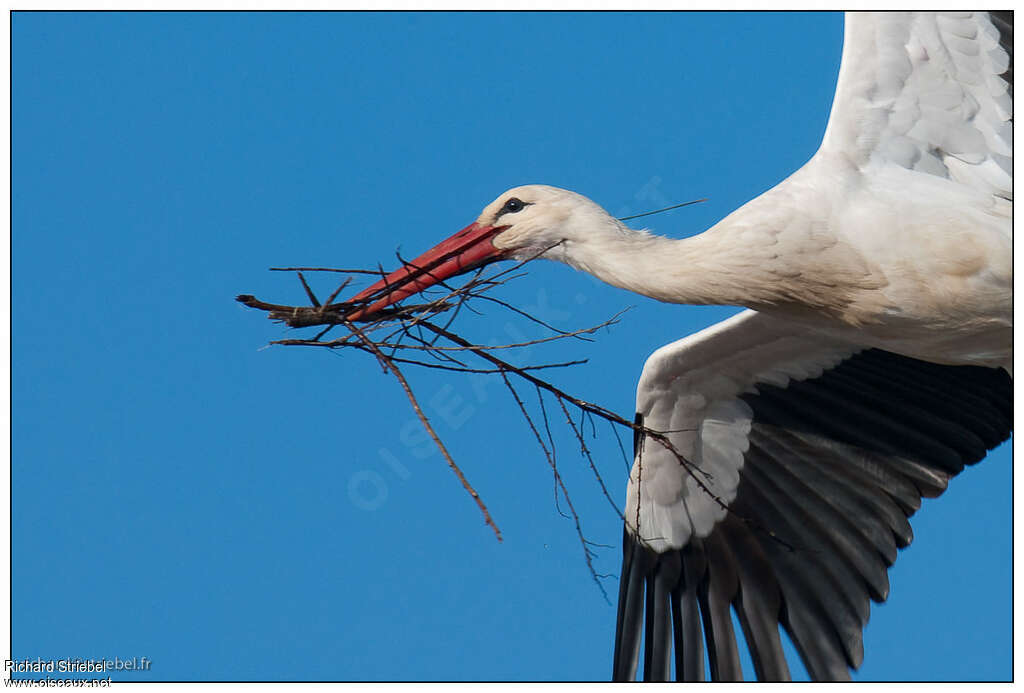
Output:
[625, 310, 856, 552]
[613, 311, 1011, 681]
[818, 12, 1012, 199]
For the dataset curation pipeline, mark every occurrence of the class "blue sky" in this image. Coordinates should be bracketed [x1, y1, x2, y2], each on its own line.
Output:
[12, 11, 1011, 682]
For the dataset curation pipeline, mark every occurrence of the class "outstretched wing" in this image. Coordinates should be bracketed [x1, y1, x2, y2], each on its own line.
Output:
[611, 309, 1011, 681]
[816, 12, 1012, 200]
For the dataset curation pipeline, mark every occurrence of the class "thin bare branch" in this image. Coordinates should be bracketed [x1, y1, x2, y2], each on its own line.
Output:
[269, 318, 621, 354]
[296, 272, 321, 307]
[271, 266, 386, 274]
[322, 277, 353, 308]
[501, 372, 608, 601]
[557, 397, 624, 521]
[343, 319, 503, 542]
[412, 320, 733, 516]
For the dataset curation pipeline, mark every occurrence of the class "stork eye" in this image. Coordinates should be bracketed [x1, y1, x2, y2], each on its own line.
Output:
[502, 197, 525, 214]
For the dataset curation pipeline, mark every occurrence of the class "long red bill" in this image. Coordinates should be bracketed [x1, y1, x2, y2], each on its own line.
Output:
[343, 222, 507, 320]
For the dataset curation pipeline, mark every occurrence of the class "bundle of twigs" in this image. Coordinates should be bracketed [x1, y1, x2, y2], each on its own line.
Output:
[237, 254, 719, 596]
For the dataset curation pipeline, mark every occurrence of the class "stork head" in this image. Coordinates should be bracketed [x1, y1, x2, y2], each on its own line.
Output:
[344, 184, 620, 318]
[478, 185, 618, 261]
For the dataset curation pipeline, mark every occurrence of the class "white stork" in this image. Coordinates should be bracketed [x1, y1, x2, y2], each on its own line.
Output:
[343, 11, 1012, 680]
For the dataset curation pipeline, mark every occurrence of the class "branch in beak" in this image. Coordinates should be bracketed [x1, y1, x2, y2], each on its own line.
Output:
[343, 222, 508, 320]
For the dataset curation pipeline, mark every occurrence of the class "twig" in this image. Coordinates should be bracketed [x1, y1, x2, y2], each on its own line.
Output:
[501, 372, 608, 601]
[271, 266, 386, 274]
[267, 316, 622, 353]
[557, 397, 624, 521]
[412, 320, 732, 519]
[296, 272, 320, 307]
[343, 319, 503, 542]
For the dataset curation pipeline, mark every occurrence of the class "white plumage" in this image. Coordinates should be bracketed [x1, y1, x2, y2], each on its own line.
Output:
[345, 11, 1012, 680]
[627, 311, 858, 552]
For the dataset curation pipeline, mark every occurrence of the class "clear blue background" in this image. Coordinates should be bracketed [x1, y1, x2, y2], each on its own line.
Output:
[13, 11, 1011, 682]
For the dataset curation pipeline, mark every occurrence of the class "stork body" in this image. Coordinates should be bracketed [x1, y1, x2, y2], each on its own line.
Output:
[344, 11, 1012, 680]
[487, 169, 1011, 367]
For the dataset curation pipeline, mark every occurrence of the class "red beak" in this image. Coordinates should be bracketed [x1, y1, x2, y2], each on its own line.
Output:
[343, 222, 507, 320]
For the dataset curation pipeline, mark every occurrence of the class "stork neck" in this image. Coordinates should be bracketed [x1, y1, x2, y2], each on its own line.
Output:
[561, 226, 779, 309]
